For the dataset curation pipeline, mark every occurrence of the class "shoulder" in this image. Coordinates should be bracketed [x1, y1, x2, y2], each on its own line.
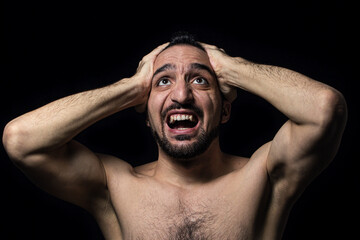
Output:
[223, 153, 250, 172]
[223, 142, 271, 174]
[96, 154, 158, 185]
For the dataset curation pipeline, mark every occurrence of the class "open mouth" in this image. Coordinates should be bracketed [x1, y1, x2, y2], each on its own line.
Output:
[167, 113, 199, 130]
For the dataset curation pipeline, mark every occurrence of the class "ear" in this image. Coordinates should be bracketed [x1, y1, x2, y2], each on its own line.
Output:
[221, 100, 231, 124]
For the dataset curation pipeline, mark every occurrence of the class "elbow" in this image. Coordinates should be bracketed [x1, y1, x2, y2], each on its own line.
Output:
[317, 88, 348, 129]
[3, 120, 31, 165]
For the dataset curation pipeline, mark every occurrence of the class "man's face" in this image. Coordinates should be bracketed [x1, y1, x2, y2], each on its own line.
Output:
[147, 45, 229, 159]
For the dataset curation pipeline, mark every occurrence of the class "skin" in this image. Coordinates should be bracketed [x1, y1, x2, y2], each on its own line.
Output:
[3, 42, 347, 239]
[147, 45, 231, 181]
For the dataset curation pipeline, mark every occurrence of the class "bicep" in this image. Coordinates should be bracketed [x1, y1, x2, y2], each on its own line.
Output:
[17, 140, 108, 211]
[267, 119, 343, 197]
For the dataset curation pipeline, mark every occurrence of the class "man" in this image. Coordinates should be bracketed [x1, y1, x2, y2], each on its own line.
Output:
[3, 33, 347, 239]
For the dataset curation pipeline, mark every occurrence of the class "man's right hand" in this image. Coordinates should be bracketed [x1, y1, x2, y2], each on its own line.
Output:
[133, 43, 168, 112]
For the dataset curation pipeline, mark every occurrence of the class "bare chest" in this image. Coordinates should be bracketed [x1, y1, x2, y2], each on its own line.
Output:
[115, 182, 259, 240]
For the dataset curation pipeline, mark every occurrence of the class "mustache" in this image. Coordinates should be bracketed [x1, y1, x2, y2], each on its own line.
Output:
[161, 103, 204, 120]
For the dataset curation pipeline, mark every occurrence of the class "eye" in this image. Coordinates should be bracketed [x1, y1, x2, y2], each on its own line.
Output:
[192, 77, 208, 85]
[157, 78, 171, 86]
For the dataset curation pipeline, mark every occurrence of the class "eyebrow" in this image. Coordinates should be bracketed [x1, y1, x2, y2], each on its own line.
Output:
[152, 64, 176, 79]
[189, 63, 216, 78]
[152, 63, 215, 79]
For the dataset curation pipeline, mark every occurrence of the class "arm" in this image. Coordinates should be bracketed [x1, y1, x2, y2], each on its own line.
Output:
[2, 44, 166, 211]
[204, 44, 347, 199]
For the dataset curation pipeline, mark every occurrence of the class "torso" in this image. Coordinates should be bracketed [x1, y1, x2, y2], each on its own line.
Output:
[94, 153, 288, 240]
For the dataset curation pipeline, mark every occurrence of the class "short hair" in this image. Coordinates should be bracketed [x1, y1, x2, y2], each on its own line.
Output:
[163, 31, 205, 52]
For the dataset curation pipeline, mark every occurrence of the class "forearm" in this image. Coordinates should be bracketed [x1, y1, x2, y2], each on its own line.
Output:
[3, 42, 166, 161]
[228, 60, 344, 125]
[3, 77, 144, 159]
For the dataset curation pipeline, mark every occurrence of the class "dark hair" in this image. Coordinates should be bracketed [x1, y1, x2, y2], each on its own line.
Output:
[163, 31, 205, 52]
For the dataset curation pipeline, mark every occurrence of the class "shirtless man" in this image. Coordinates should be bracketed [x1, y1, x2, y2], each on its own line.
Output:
[3, 33, 347, 239]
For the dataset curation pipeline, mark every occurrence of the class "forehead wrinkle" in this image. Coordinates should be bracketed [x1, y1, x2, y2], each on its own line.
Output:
[154, 62, 213, 75]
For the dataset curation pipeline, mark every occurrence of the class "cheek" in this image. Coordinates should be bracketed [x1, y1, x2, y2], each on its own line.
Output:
[196, 93, 222, 126]
[147, 92, 167, 129]
[147, 91, 162, 112]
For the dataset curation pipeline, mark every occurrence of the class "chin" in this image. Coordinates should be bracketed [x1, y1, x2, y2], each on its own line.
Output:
[151, 125, 220, 160]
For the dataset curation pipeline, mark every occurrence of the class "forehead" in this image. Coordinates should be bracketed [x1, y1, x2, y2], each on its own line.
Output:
[154, 45, 211, 70]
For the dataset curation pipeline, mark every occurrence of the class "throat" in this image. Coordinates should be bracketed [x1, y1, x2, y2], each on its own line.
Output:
[156, 146, 227, 187]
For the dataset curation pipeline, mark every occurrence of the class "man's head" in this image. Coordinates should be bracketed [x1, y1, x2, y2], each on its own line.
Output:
[146, 32, 231, 160]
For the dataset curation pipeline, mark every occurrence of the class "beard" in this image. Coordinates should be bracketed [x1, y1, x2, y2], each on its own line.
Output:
[150, 124, 220, 160]
[147, 102, 222, 160]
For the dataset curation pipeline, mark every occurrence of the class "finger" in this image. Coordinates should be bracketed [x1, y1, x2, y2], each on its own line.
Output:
[199, 42, 217, 50]
[200, 42, 225, 52]
[141, 43, 169, 67]
[219, 48, 226, 53]
[156, 42, 170, 50]
[148, 42, 169, 58]
[200, 43, 217, 54]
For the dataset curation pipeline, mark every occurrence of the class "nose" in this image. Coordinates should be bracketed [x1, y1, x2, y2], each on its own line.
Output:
[170, 80, 194, 105]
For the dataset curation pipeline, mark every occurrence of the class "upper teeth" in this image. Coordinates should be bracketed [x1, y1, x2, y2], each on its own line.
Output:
[169, 114, 195, 124]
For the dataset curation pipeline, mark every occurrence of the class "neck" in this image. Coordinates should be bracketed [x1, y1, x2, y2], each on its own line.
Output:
[154, 139, 228, 188]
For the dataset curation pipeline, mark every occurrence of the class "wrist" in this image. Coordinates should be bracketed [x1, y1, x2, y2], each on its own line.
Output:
[225, 57, 253, 90]
[106, 77, 143, 111]
[218, 57, 243, 87]
[122, 75, 150, 107]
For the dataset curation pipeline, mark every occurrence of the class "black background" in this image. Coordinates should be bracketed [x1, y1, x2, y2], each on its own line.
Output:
[1, 0, 359, 239]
